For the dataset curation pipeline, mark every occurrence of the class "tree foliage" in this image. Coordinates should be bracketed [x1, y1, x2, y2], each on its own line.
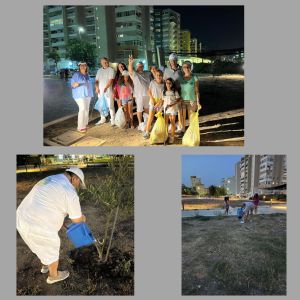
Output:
[47, 50, 60, 66]
[65, 39, 96, 67]
[86, 156, 134, 261]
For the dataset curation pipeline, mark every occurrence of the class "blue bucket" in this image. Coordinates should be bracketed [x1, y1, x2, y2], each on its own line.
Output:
[66, 222, 95, 248]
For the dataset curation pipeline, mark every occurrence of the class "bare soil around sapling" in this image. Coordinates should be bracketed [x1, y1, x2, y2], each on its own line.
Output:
[16, 167, 134, 295]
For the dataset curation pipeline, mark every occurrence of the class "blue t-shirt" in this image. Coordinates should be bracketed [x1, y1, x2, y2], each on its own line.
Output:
[71, 71, 94, 99]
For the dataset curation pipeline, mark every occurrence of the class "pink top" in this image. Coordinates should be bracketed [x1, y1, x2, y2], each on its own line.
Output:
[120, 84, 133, 100]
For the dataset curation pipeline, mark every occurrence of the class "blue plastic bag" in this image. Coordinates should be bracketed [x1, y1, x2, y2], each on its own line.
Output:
[94, 94, 109, 117]
[237, 208, 244, 219]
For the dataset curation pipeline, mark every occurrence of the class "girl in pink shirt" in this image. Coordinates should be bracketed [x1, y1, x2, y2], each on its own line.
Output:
[118, 70, 134, 128]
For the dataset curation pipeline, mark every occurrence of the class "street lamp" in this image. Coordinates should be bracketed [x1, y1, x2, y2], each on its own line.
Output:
[78, 26, 85, 40]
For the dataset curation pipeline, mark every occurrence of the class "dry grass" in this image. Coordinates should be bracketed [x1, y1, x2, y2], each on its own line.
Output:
[182, 214, 286, 295]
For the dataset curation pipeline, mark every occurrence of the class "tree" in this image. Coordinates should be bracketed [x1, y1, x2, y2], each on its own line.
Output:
[65, 39, 96, 68]
[208, 185, 217, 197]
[217, 186, 227, 196]
[48, 50, 60, 69]
[86, 156, 134, 261]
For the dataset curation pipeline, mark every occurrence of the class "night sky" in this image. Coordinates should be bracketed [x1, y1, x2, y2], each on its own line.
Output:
[182, 155, 243, 187]
[156, 6, 244, 50]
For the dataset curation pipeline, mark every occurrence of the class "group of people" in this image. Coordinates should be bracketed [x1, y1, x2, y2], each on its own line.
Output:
[70, 53, 201, 144]
[224, 193, 260, 224]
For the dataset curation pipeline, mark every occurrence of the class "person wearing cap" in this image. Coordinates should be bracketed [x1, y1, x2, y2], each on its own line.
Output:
[95, 57, 116, 126]
[128, 55, 152, 131]
[163, 53, 184, 133]
[180, 60, 201, 133]
[16, 167, 87, 284]
[70, 62, 94, 133]
[118, 70, 134, 128]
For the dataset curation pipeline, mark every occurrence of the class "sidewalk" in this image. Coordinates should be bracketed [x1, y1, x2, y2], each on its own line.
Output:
[182, 204, 287, 218]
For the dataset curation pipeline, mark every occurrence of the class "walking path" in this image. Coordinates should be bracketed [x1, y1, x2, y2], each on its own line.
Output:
[182, 204, 287, 218]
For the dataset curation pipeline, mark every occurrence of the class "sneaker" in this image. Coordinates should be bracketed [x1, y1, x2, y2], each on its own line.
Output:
[143, 131, 150, 139]
[169, 136, 175, 144]
[41, 266, 49, 274]
[138, 123, 145, 132]
[240, 221, 245, 224]
[95, 118, 106, 125]
[47, 271, 70, 285]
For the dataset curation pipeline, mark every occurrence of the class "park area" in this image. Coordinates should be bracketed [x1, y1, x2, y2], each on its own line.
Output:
[43, 75, 244, 147]
[16, 157, 134, 295]
[182, 213, 286, 295]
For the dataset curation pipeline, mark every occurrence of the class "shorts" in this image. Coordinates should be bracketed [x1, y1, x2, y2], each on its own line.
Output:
[165, 104, 178, 116]
[135, 95, 150, 113]
[121, 98, 133, 106]
[181, 101, 197, 112]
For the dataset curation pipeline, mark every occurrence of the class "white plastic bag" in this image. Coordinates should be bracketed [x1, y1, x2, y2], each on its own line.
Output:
[115, 107, 127, 128]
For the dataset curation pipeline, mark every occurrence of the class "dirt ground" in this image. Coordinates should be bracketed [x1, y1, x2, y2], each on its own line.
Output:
[16, 168, 134, 295]
[182, 197, 286, 210]
[182, 214, 286, 295]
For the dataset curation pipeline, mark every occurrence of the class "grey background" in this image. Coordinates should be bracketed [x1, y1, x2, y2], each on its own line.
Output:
[1, 0, 299, 298]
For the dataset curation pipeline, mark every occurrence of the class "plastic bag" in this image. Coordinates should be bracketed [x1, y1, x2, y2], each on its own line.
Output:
[94, 94, 109, 117]
[150, 111, 168, 144]
[115, 107, 127, 128]
[237, 208, 244, 219]
[182, 110, 200, 146]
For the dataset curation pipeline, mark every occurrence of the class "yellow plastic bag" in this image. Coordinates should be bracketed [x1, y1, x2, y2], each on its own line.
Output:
[182, 110, 200, 146]
[149, 111, 168, 144]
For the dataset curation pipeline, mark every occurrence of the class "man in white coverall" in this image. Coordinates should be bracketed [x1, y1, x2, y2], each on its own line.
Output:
[128, 55, 152, 131]
[95, 57, 116, 126]
[16, 167, 87, 284]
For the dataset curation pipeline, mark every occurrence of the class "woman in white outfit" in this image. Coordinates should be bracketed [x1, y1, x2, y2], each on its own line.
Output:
[16, 167, 87, 284]
[70, 62, 94, 133]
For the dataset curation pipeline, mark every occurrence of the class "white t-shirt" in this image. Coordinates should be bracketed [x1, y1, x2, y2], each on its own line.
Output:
[95, 67, 115, 96]
[163, 90, 180, 107]
[130, 70, 152, 97]
[17, 174, 82, 234]
[149, 80, 164, 100]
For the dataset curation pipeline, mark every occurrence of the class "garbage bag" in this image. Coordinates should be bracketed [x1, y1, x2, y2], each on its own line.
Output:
[115, 107, 127, 128]
[182, 110, 200, 146]
[150, 111, 168, 144]
[94, 94, 109, 117]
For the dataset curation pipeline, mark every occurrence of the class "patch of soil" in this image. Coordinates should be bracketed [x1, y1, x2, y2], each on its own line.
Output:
[69, 245, 134, 279]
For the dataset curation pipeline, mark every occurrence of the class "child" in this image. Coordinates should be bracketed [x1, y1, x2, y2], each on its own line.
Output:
[162, 78, 181, 144]
[179, 61, 201, 133]
[143, 70, 164, 139]
[118, 70, 134, 128]
[224, 196, 230, 215]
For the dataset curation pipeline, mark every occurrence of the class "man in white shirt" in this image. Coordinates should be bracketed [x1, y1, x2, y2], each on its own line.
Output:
[95, 57, 116, 125]
[128, 55, 152, 131]
[16, 167, 87, 284]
